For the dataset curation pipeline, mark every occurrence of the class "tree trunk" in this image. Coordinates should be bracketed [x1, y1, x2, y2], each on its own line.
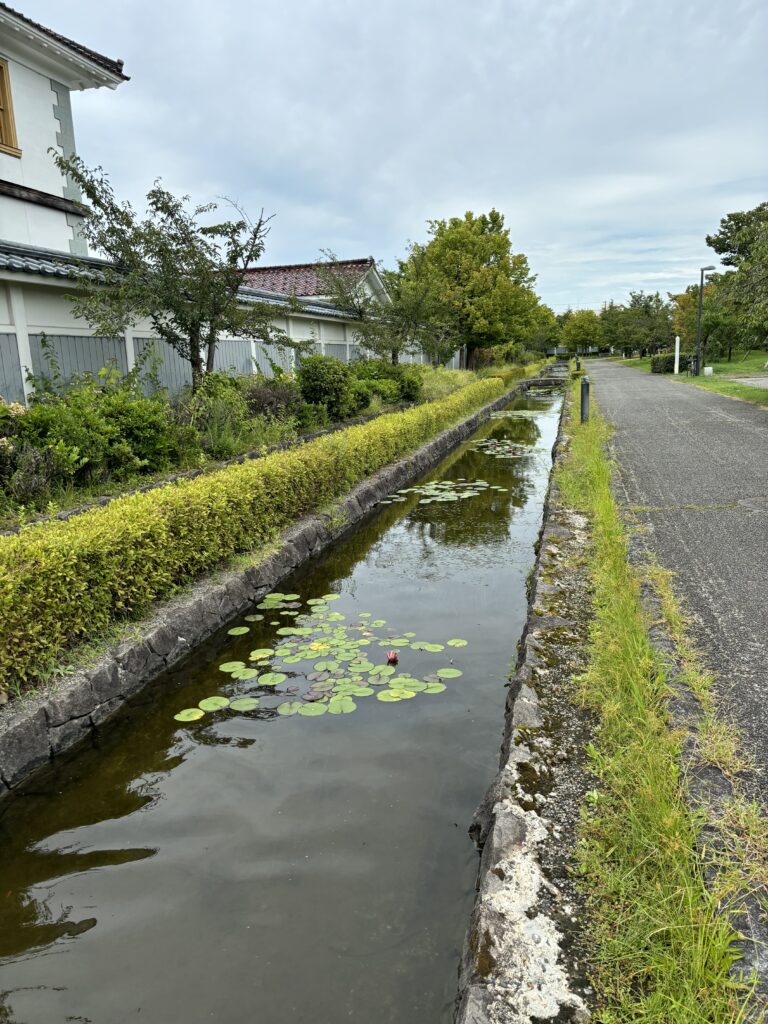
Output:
[728, 344, 733, 361]
[205, 332, 217, 375]
[189, 330, 204, 392]
[390, 349, 399, 365]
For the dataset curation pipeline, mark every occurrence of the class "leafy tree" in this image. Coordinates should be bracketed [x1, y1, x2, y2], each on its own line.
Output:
[598, 301, 626, 352]
[408, 210, 540, 367]
[669, 280, 742, 360]
[524, 304, 560, 354]
[560, 309, 602, 352]
[53, 154, 298, 389]
[710, 221, 768, 345]
[705, 202, 768, 267]
[314, 250, 447, 365]
[621, 291, 673, 354]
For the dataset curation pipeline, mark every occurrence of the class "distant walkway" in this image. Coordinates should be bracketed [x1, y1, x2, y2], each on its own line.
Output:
[588, 360, 768, 794]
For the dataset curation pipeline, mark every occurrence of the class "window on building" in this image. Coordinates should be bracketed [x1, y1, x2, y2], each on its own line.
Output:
[0, 58, 20, 157]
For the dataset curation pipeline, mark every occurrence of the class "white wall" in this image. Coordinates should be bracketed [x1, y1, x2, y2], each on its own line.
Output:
[0, 55, 72, 249]
[0, 279, 369, 399]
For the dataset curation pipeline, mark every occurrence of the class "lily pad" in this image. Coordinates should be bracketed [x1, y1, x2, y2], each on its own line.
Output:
[313, 660, 339, 672]
[231, 667, 259, 680]
[437, 668, 463, 679]
[198, 696, 230, 711]
[350, 686, 374, 697]
[174, 707, 205, 722]
[298, 702, 327, 717]
[227, 626, 250, 636]
[219, 661, 246, 673]
[369, 664, 396, 677]
[376, 690, 403, 702]
[244, 614, 264, 622]
[249, 648, 275, 660]
[260, 672, 287, 687]
[447, 639, 468, 647]
[348, 660, 374, 673]
[230, 697, 260, 712]
[328, 695, 357, 715]
[423, 681, 447, 694]
[277, 701, 303, 716]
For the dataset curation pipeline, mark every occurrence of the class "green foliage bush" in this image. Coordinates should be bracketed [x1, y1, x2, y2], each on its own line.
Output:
[349, 359, 423, 402]
[650, 352, 676, 373]
[348, 380, 373, 415]
[0, 377, 506, 687]
[297, 355, 353, 420]
[416, 367, 477, 400]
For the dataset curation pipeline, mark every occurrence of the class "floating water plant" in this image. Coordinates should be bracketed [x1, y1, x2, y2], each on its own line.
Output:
[472, 438, 530, 459]
[174, 592, 472, 724]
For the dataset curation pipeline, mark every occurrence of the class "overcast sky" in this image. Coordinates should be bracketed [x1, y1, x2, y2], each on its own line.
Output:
[23, 0, 768, 311]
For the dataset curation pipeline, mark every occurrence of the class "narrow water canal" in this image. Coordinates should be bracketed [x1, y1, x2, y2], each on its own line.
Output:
[0, 394, 561, 1024]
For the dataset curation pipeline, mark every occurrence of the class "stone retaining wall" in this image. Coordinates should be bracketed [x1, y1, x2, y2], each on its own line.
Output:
[455, 387, 594, 1023]
[0, 386, 525, 799]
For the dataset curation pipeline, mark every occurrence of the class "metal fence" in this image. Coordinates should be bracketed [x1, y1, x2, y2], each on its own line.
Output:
[0, 332, 465, 403]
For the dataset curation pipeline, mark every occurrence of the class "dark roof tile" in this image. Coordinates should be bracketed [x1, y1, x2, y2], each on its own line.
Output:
[0, 3, 128, 80]
[243, 258, 374, 297]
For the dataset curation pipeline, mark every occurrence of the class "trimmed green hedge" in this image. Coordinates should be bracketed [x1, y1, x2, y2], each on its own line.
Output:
[0, 378, 506, 686]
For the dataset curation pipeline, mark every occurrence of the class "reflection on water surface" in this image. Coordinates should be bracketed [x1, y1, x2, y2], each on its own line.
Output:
[0, 397, 560, 1024]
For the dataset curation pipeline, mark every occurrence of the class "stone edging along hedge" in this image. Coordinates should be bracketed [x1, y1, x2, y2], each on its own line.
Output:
[0, 379, 530, 799]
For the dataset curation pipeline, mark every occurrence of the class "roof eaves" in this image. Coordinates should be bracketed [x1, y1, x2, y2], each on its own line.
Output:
[0, 3, 129, 81]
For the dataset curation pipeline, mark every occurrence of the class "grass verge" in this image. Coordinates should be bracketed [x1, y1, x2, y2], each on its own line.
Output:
[557, 381, 757, 1022]
[604, 354, 768, 408]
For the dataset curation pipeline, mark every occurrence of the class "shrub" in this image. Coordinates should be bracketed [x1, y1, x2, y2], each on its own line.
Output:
[348, 380, 373, 416]
[367, 379, 400, 404]
[0, 377, 506, 687]
[243, 378, 305, 420]
[650, 352, 676, 374]
[349, 359, 423, 402]
[417, 367, 477, 401]
[297, 355, 352, 420]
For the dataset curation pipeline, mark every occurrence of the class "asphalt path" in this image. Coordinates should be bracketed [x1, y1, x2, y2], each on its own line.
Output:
[587, 360, 768, 795]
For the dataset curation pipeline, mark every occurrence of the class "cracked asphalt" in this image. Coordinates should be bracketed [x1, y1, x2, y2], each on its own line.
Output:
[587, 360, 768, 797]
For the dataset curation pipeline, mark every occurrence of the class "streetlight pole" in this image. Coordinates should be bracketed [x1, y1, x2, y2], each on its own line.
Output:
[695, 265, 715, 376]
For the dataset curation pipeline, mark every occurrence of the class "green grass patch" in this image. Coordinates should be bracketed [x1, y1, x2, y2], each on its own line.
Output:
[679, 376, 768, 408]
[557, 383, 754, 1022]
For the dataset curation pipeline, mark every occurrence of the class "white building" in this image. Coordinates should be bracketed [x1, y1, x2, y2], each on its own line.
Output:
[0, 6, 441, 405]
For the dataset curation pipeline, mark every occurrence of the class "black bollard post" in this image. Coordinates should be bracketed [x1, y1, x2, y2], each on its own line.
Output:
[576, 356, 581, 371]
[580, 375, 590, 424]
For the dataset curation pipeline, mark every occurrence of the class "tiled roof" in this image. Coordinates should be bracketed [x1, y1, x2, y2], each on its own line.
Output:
[243, 258, 374, 297]
[0, 241, 354, 319]
[0, 3, 128, 80]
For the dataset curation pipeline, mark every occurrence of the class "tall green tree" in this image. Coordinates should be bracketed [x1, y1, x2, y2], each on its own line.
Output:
[409, 210, 540, 367]
[705, 202, 768, 267]
[314, 250, 451, 365]
[706, 204, 768, 344]
[621, 291, 673, 354]
[560, 309, 602, 351]
[598, 301, 626, 352]
[53, 155, 298, 389]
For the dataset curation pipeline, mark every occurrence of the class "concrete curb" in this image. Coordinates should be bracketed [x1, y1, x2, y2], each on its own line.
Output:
[455, 381, 594, 1023]
[0, 386, 523, 800]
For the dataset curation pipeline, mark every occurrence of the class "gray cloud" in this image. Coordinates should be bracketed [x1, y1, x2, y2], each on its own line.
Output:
[24, 0, 768, 309]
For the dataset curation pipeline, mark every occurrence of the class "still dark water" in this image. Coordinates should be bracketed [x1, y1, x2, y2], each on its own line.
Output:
[0, 396, 560, 1024]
